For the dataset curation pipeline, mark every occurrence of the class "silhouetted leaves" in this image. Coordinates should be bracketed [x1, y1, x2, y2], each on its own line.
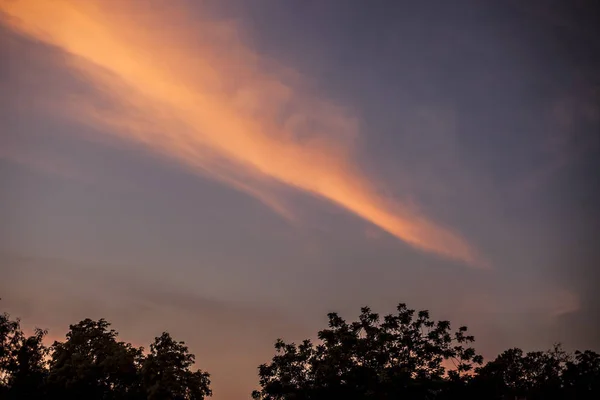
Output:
[47, 318, 144, 399]
[0, 310, 48, 399]
[253, 304, 600, 400]
[2, 300, 599, 400]
[141, 332, 211, 400]
[468, 344, 600, 400]
[563, 350, 600, 399]
[0, 301, 211, 400]
[252, 303, 483, 400]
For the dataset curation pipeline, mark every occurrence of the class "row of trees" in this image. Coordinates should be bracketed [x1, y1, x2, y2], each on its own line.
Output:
[252, 305, 599, 400]
[1, 302, 599, 399]
[0, 313, 210, 400]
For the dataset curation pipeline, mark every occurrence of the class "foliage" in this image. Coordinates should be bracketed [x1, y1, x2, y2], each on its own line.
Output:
[1, 310, 48, 400]
[252, 303, 483, 400]
[2, 299, 599, 400]
[142, 332, 212, 400]
[0, 303, 211, 400]
[47, 318, 144, 399]
[253, 304, 600, 400]
[470, 345, 570, 399]
[562, 350, 600, 399]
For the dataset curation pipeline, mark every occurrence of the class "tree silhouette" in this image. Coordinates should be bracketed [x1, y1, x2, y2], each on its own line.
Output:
[252, 303, 600, 400]
[252, 303, 483, 400]
[470, 345, 568, 399]
[562, 350, 600, 399]
[0, 309, 48, 399]
[469, 344, 600, 400]
[1, 310, 22, 393]
[47, 318, 144, 400]
[2, 299, 599, 399]
[45, 319, 212, 400]
[141, 332, 211, 400]
[4, 328, 48, 399]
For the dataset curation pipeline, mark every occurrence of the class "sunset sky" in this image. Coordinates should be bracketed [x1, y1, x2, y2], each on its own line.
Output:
[1, 0, 599, 398]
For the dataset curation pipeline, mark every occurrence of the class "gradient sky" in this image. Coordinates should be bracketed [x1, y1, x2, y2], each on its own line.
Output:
[1, 0, 599, 398]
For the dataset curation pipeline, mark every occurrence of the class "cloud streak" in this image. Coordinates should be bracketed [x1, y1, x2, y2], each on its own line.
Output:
[1, 0, 487, 267]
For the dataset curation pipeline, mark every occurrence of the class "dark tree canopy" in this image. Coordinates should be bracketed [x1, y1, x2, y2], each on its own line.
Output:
[142, 332, 212, 400]
[252, 303, 483, 400]
[47, 318, 145, 399]
[1, 310, 48, 400]
[2, 300, 599, 400]
[253, 303, 600, 400]
[0, 306, 211, 400]
[562, 350, 600, 399]
[471, 345, 600, 400]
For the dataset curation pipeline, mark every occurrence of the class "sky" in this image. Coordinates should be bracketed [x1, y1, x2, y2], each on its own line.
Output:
[1, 0, 599, 398]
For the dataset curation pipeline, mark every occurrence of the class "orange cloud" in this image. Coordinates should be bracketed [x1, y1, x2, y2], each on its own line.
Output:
[0, 0, 488, 268]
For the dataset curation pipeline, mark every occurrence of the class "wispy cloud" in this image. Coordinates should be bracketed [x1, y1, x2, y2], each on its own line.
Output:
[0, 0, 487, 267]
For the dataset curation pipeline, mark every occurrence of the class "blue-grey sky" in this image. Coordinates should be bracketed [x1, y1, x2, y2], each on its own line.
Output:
[1, 1, 599, 398]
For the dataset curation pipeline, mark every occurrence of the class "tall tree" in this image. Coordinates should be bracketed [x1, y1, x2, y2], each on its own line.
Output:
[0, 309, 48, 399]
[47, 318, 144, 400]
[0, 310, 22, 393]
[141, 332, 211, 400]
[561, 350, 600, 400]
[4, 328, 48, 399]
